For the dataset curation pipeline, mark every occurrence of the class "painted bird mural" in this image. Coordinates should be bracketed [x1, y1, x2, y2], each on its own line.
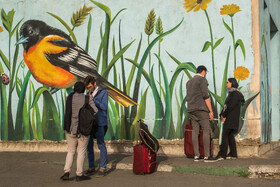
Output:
[16, 20, 137, 107]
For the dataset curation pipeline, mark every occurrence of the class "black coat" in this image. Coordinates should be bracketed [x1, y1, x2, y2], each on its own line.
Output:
[220, 90, 244, 129]
[64, 93, 74, 133]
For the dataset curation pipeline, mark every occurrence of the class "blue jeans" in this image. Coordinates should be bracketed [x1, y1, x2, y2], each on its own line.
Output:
[87, 126, 107, 169]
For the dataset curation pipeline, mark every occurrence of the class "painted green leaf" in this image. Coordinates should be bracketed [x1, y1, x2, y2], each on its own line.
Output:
[1, 9, 11, 32]
[238, 92, 260, 133]
[166, 51, 193, 79]
[11, 18, 23, 36]
[130, 87, 148, 140]
[90, 0, 111, 75]
[201, 41, 212, 52]
[209, 94, 219, 138]
[10, 30, 20, 93]
[209, 90, 223, 108]
[155, 54, 171, 139]
[175, 92, 182, 139]
[157, 81, 166, 101]
[125, 58, 150, 83]
[0, 49, 10, 70]
[41, 90, 61, 140]
[108, 98, 119, 139]
[223, 19, 233, 37]
[111, 8, 126, 25]
[119, 104, 126, 139]
[96, 23, 104, 72]
[213, 37, 224, 50]
[118, 20, 127, 93]
[47, 12, 77, 44]
[0, 59, 8, 140]
[126, 34, 142, 95]
[235, 39, 246, 60]
[15, 71, 31, 140]
[7, 9, 15, 26]
[180, 96, 188, 128]
[150, 66, 164, 139]
[221, 47, 231, 103]
[102, 40, 134, 78]
[170, 63, 195, 97]
[179, 76, 187, 119]
[31, 87, 49, 109]
[85, 14, 92, 53]
[30, 82, 39, 139]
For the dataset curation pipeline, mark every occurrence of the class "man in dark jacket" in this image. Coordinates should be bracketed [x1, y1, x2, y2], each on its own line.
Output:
[84, 75, 108, 177]
[216, 78, 244, 160]
[61, 81, 98, 181]
[186, 65, 216, 162]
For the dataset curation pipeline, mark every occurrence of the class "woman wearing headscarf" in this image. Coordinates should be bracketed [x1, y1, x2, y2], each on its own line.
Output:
[60, 81, 98, 181]
[216, 78, 244, 160]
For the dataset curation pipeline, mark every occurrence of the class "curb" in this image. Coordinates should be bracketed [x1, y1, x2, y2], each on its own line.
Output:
[249, 165, 280, 178]
[108, 162, 280, 179]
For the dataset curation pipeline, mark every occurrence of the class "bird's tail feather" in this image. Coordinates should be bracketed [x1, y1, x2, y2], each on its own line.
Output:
[96, 75, 138, 107]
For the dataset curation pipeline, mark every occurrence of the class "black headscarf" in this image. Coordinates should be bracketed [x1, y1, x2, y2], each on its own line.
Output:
[74, 81, 85, 93]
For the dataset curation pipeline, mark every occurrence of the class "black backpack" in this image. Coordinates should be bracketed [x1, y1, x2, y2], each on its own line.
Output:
[78, 95, 98, 136]
[139, 121, 160, 153]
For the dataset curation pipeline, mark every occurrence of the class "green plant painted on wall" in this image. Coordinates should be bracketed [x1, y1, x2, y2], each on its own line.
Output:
[0, 0, 259, 141]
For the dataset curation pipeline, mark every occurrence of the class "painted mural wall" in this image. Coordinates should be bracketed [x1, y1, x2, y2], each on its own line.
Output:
[0, 0, 259, 141]
[259, 0, 280, 142]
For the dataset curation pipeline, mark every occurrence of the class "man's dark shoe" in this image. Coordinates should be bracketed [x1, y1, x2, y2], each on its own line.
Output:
[60, 172, 70, 180]
[204, 157, 218, 163]
[75, 175, 91, 182]
[84, 168, 96, 176]
[96, 168, 106, 178]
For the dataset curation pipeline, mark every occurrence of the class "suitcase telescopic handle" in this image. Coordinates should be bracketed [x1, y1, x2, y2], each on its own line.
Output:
[136, 119, 141, 145]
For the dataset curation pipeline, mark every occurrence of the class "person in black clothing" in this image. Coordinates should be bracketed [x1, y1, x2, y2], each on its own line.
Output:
[216, 78, 244, 160]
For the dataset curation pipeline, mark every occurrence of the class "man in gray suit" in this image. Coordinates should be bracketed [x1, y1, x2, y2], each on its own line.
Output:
[186, 65, 217, 162]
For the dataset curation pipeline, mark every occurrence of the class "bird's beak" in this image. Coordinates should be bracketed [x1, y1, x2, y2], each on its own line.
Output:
[15, 35, 29, 45]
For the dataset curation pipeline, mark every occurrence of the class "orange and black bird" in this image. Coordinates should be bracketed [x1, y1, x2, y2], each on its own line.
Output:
[16, 20, 137, 107]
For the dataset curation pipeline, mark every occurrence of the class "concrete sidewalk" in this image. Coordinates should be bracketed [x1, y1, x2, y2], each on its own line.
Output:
[1, 146, 279, 180]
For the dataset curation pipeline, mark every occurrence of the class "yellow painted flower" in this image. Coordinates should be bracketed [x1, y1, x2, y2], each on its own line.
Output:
[0, 26, 3, 32]
[183, 0, 212, 13]
[220, 4, 241, 16]
[234, 66, 250, 81]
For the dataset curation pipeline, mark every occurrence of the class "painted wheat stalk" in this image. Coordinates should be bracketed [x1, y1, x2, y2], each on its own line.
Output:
[71, 4, 93, 29]
[156, 16, 163, 42]
[155, 16, 163, 96]
[144, 9, 156, 74]
[145, 9, 156, 35]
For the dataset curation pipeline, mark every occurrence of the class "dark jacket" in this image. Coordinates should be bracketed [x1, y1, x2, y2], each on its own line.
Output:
[93, 87, 108, 127]
[186, 75, 210, 113]
[220, 89, 245, 129]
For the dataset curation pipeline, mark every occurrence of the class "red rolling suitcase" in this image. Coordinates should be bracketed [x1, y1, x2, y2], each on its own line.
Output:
[133, 144, 157, 174]
[184, 121, 213, 158]
[133, 120, 157, 174]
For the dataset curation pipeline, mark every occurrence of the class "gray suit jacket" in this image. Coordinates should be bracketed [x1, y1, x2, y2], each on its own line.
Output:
[70, 93, 98, 134]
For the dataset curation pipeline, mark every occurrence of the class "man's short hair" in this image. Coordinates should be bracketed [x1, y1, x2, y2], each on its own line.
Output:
[74, 81, 85, 93]
[84, 75, 96, 86]
[196, 65, 207, 73]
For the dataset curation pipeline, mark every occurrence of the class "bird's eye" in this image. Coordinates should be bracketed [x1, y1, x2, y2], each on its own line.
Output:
[29, 30, 33, 35]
